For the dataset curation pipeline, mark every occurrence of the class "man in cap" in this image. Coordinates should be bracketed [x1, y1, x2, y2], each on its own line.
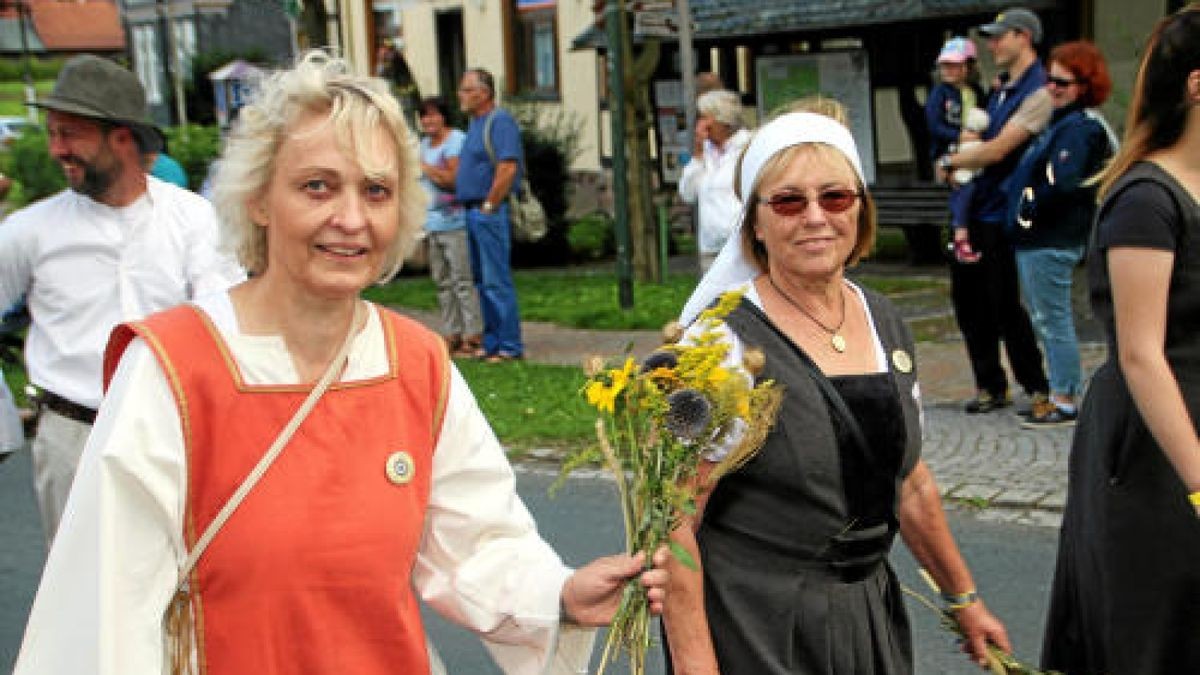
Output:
[937, 7, 1051, 416]
[0, 55, 243, 544]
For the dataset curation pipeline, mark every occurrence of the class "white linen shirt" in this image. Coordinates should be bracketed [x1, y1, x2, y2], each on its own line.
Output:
[0, 177, 244, 408]
[677, 128, 752, 254]
[14, 296, 593, 674]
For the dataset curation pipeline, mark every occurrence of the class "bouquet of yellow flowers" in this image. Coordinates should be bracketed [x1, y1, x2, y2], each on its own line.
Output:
[560, 290, 784, 675]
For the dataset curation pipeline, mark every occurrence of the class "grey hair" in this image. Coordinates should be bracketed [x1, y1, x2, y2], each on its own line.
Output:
[211, 50, 425, 281]
[697, 89, 744, 130]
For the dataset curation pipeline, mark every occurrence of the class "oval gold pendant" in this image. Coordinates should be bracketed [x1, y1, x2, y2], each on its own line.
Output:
[891, 349, 913, 373]
[831, 333, 847, 353]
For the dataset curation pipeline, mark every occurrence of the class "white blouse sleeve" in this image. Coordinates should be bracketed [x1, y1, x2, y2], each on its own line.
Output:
[413, 366, 595, 674]
[677, 156, 706, 203]
[14, 339, 186, 675]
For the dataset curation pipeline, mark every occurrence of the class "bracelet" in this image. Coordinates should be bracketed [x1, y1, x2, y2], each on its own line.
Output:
[1188, 491, 1200, 507]
[941, 589, 979, 611]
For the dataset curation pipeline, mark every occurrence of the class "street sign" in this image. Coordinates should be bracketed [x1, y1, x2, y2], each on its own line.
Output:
[633, 9, 680, 37]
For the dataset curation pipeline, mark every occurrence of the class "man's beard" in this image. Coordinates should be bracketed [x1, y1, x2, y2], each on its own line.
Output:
[63, 155, 119, 200]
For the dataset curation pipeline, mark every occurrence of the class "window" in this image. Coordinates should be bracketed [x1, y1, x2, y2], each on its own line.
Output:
[512, 0, 558, 97]
[132, 25, 163, 105]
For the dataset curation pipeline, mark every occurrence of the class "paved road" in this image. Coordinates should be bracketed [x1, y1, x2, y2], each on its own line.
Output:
[1, 448, 1058, 674]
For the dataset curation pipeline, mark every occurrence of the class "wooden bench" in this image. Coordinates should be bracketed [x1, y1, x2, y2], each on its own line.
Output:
[870, 184, 951, 263]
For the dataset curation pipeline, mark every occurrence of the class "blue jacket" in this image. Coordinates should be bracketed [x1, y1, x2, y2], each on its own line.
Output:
[969, 61, 1047, 224]
[925, 82, 984, 161]
[1006, 104, 1115, 249]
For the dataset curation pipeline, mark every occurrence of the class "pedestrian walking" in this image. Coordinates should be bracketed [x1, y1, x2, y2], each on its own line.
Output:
[938, 7, 1051, 414]
[1042, 6, 1200, 672]
[418, 96, 481, 358]
[454, 68, 524, 362]
[1008, 40, 1117, 428]
[12, 51, 669, 675]
[678, 89, 752, 272]
[0, 55, 243, 544]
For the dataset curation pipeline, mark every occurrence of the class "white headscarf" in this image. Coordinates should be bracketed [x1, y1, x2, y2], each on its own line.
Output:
[679, 112, 866, 325]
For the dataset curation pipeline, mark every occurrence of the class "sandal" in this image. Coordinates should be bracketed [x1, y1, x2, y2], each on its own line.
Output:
[483, 352, 523, 364]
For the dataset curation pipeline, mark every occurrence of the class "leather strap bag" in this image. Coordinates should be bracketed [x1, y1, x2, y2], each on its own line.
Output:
[482, 111, 548, 243]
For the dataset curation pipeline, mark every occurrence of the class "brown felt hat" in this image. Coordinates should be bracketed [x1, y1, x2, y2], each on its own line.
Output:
[33, 54, 162, 150]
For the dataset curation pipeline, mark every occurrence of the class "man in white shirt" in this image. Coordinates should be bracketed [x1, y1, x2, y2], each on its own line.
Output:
[0, 54, 243, 544]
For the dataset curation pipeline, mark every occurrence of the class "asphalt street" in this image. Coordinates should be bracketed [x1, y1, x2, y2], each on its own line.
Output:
[1, 447, 1059, 674]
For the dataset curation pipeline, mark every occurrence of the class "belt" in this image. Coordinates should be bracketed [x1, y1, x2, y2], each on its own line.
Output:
[460, 200, 483, 209]
[29, 387, 97, 425]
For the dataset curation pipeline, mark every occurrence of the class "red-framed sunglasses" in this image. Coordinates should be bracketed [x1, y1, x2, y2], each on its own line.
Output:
[759, 189, 861, 216]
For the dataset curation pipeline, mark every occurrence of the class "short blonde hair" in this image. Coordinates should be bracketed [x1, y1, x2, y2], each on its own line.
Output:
[740, 143, 876, 270]
[696, 89, 744, 130]
[212, 50, 424, 281]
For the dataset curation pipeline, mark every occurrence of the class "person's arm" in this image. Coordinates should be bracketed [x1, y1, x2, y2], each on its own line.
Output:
[414, 368, 665, 672]
[947, 89, 1051, 171]
[422, 155, 460, 191]
[1026, 124, 1106, 214]
[662, 462, 720, 674]
[14, 340, 186, 674]
[422, 131, 463, 192]
[898, 461, 1012, 668]
[925, 87, 962, 149]
[182, 198, 247, 298]
[485, 160, 518, 208]
[1109, 247, 1200, 505]
[0, 211, 35, 312]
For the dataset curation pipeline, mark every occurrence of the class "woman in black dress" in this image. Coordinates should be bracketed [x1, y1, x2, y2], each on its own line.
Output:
[665, 110, 1010, 673]
[1042, 6, 1200, 673]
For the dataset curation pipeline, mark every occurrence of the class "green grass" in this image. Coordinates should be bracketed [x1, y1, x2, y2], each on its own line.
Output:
[367, 267, 946, 331]
[454, 357, 593, 449]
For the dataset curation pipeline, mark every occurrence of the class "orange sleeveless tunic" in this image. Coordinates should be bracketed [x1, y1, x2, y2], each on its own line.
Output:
[104, 304, 449, 675]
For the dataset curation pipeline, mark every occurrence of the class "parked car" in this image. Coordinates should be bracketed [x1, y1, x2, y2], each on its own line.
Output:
[0, 116, 32, 146]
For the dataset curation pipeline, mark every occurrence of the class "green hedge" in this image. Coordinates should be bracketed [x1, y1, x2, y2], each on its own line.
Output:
[0, 57, 65, 82]
[164, 125, 220, 190]
[2, 129, 64, 207]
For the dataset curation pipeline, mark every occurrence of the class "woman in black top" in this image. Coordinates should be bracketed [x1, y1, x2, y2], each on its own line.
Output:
[666, 110, 1010, 674]
[1042, 6, 1200, 673]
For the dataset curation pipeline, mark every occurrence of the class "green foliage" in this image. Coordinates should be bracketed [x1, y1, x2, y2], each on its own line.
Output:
[0, 80, 53, 116]
[0, 57, 65, 82]
[506, 103, 585, 265]
[164, 125, 220, 190]
[566, 211, 614, 260]
[2, 129, 64, 207]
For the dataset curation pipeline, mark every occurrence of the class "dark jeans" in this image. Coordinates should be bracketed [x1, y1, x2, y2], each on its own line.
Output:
[465, 203, 523, 357]
[950, 219, 1048, 397]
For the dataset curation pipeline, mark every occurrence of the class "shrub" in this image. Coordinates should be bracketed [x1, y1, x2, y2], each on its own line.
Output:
[0, 57, 64, 82]
[164, 125, 220, 190]
[2, 129, 64, 207]
[567, 211, 614, 260]
[507, 103, 584, 266]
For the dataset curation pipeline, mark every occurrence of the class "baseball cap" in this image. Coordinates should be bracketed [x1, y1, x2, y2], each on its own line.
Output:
[978, 7, 1043, 45]
[937, 37, 977, 64]
[32, 54, 161, 150]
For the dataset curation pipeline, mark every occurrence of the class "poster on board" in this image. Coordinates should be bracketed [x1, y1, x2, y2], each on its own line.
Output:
[755, 51, 876, 184]
[653, 79, 689, 184]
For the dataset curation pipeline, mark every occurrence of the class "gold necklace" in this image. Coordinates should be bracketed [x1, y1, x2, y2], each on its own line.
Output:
[768, 276, 848, 353]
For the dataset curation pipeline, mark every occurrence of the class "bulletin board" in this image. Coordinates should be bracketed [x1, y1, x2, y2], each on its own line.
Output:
[755, 51, 877, 184]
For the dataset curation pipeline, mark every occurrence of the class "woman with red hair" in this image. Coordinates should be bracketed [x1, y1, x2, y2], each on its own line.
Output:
[1006, 40, 1117, 428]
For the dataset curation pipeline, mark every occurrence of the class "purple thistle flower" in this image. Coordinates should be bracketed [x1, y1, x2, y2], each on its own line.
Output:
[665, 389, 711, 440]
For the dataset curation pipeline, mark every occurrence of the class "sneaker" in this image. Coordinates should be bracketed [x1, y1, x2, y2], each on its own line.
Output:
[1016, 392, 1051, 419]
[964, 391, 1012, 414]
[1021, 402, 1078, 429]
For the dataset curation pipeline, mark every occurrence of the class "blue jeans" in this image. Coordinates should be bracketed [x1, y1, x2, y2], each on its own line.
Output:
[466, 204, 523, 356]
[1016, 245, 1085, 397]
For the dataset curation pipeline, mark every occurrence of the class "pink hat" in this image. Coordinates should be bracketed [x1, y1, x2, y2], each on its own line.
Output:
[937, 37, 976, 64]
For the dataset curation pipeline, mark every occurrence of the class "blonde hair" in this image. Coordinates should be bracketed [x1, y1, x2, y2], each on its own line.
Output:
[212, 50, 424, 280]
[772, 94, 850, 126]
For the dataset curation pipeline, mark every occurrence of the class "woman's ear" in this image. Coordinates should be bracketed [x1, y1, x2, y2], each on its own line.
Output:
[1189, 70, 1200, 103]
[246, 196, 268, 227]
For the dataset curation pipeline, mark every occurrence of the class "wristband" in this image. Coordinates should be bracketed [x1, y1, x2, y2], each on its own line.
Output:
[941, 589, 979, 611]
[1188, 491, 1200, 507]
